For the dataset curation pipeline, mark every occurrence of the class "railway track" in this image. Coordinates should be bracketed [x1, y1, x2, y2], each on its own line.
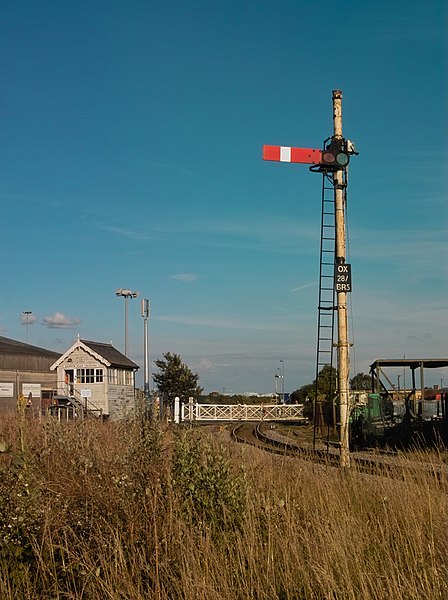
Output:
[232, 421, 338, 465]
[231, 422, 448, 482]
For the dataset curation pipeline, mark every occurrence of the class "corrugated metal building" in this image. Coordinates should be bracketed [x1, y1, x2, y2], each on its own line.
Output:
[0, 336, 140, 419]
[0, 336, 61, 412]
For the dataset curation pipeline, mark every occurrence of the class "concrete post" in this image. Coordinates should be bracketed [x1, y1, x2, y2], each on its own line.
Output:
[174, 396, 180, 424]
[188, 396, 194, 421]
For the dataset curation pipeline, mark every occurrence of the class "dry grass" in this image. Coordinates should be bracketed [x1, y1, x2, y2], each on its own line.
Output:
[0, 414, 447, 599]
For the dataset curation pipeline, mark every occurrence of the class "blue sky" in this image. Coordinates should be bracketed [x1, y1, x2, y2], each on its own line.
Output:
[1, 1, 447, 393]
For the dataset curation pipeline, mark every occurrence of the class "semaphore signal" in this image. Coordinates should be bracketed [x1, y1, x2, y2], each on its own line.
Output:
[262, 90, 358, 468]
[263, 137, 356, 169]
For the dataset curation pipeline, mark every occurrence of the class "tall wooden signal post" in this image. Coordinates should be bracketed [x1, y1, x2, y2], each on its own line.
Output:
[263, 89, 357, 467]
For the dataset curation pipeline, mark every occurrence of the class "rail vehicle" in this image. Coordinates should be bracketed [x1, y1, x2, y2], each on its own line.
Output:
[349, 392, 448, 450]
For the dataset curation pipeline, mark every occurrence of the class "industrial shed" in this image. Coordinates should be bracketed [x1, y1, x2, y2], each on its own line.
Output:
[0, 336, 60, 412]
[50, 338, 139, 420]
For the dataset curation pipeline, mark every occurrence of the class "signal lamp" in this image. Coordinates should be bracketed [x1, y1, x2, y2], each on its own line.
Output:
[336, 152, 349, 166]
[320, 139, 350, 169]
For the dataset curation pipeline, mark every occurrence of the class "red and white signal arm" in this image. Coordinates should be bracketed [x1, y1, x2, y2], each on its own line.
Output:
[263, 145, 322, 165]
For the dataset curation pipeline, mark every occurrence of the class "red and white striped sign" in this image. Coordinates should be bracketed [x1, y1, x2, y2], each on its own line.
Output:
[263, 145, 322, 165]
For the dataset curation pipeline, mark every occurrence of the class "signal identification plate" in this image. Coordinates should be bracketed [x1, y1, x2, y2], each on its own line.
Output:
[335, 263, 352, 292]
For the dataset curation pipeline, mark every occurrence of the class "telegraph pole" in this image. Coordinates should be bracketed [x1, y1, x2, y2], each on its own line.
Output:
[332, 90, 350, 468]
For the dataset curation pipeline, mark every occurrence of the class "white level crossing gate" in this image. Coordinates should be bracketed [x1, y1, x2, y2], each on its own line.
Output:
[178, 399, 306, 423]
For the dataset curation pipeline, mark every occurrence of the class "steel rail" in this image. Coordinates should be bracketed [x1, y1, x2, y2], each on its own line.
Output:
[231, 422, 447, 483]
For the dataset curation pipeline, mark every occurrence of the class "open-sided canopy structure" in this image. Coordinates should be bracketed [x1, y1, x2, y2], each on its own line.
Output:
[369, 358, 448, 418]
[370, 358, 448, 371]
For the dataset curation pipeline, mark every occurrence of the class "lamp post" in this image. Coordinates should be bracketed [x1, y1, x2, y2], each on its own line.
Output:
[141, 298, 151, 409]
[403, 355, 406, 398]
[115, 289, 138, 357]
[274, 373, 280, 403]
[22, 311, 32, 343]
[280, 360, 285, 404]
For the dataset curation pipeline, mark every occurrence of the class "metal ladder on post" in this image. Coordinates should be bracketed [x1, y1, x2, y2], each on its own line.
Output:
[313, 171, 337, 445]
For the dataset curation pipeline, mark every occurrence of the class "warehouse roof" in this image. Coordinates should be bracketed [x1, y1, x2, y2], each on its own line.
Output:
[0, 335, 61, 371]
[0, 335, 60, 358]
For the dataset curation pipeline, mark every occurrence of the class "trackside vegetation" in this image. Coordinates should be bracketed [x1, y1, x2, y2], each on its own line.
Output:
[0, 414, 447, 599]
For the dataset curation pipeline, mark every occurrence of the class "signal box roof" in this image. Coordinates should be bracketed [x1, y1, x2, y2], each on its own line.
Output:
[50, 338, 139, 371]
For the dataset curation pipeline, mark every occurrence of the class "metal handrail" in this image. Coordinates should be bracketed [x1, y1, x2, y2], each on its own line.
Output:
[53, 382, 103, 417]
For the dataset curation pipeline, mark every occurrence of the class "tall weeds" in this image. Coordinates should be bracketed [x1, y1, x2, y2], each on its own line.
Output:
[0, 415, 446, 599]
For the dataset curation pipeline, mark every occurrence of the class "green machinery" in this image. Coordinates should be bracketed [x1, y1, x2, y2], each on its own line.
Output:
[350, 393, 395, 448]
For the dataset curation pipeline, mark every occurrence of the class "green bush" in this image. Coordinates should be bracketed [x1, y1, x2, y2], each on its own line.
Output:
[171, 428, 247, 532]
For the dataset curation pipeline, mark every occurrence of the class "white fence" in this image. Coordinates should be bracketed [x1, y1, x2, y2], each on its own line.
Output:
[179, 400, 306, 422]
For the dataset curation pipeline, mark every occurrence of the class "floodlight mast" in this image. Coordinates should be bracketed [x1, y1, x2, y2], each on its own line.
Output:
[262, 89, 355, 468]
[115, 288, 139, 357]
[22, 310, 32, 343]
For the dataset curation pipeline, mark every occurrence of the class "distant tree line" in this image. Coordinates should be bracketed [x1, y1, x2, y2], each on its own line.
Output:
[200, 393, 271, 405]
[152, 352, 371, 416]
[290, 367, 371, 403]
[288, 367, 371, 421]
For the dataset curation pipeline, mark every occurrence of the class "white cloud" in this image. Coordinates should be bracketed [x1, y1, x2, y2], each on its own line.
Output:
[0, 192, 61, 209]
[290, 281, 317, 293]
[197, 358, 232, 370]
[42, 312, 81, 329]
[155, 313, 296, 332]
[170, 273, 199, 283]
[96, 224, 150, 241]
